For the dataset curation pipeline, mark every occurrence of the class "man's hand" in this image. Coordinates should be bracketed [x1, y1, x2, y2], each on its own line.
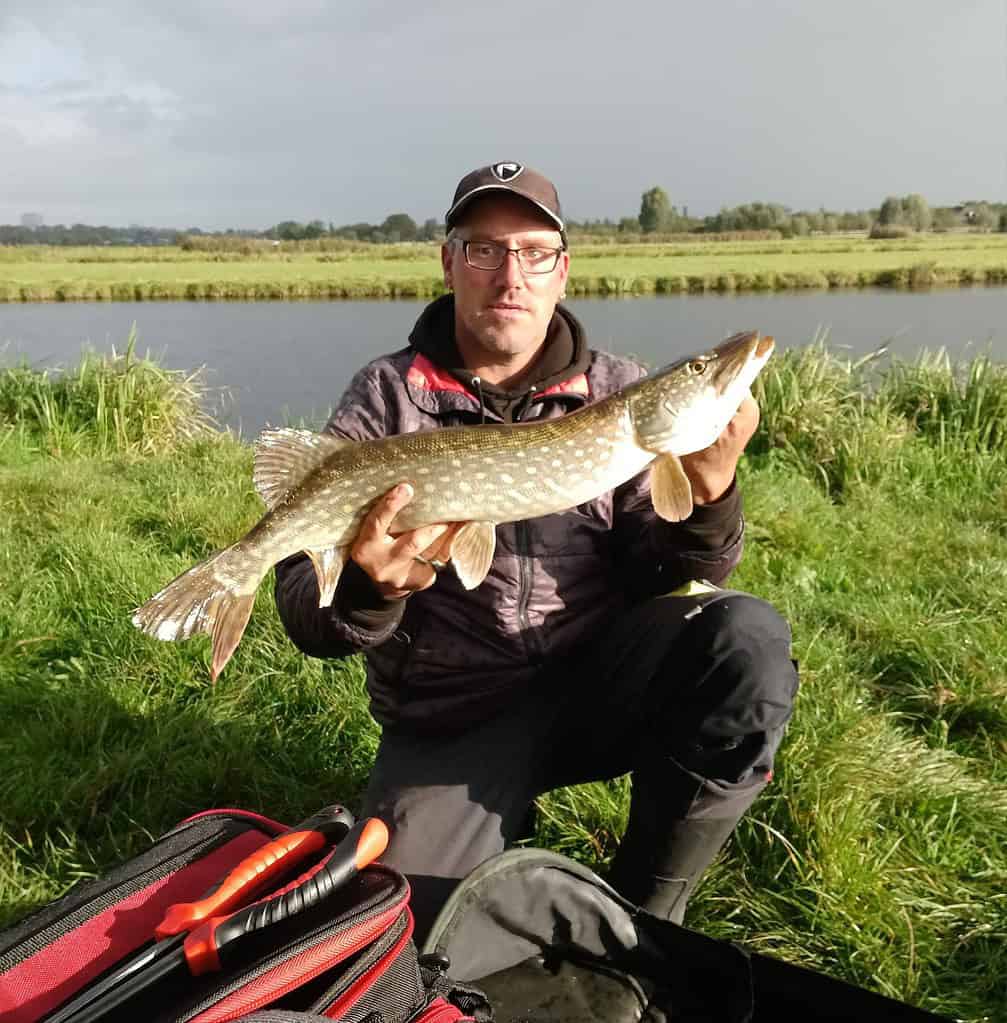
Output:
[680, 393, 760, 505]
[351, 483, 459, 599]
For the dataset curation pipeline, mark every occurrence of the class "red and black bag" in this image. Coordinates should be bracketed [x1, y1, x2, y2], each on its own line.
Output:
[0, 806, 490, 1023]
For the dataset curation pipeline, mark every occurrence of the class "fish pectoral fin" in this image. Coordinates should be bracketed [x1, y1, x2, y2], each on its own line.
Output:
[253, 428, 353, 510]
[306, 545, 348, 607]
[449, 521, 497, 590]
[650, 453, 694, 522]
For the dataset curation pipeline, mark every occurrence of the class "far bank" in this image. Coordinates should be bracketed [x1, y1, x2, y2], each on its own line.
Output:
[3, 234, 1007, 301]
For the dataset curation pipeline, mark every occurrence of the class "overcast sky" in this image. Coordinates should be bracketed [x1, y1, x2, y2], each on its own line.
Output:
[2, 0, 1005, 230]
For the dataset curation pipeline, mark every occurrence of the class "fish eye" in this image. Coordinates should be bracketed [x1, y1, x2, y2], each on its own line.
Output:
[688, 360, 707, 375]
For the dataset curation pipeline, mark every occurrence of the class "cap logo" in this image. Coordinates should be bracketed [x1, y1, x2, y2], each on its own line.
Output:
[491, 162, 523, 182]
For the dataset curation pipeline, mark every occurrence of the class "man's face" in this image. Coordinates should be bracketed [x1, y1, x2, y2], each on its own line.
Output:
[441, 194, 570, 364]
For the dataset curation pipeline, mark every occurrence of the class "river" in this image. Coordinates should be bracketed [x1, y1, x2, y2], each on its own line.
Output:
[2, 288, 1005, 436]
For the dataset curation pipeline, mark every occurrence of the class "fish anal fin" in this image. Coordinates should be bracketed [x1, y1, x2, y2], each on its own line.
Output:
[651, 453, 694, 522]
[306, 545, 348, 607]
[253, 428, 352, 510]
[449, 521, 497, 590]
[209, 590, 256, 682]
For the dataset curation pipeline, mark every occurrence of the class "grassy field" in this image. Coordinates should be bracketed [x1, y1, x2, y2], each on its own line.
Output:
[1, 343, 1006, 1020]
[2, 233, 1007, 300]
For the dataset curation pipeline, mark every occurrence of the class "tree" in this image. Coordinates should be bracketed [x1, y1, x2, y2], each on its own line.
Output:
[380, 213, 418, 242]
[418, 218, 441, 242]
[275, 220, 306, 240]
[902, 194, 931, 232]
[639, 187, 672, 233]
[999, 211, 1007, 233]
[969, 203, 996, 230]
[875, 194, 931, 232]
[932, 208, 960, 231]
[877, 196, 903, 226]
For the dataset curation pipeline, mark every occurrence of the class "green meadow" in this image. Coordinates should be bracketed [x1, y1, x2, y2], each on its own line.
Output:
[3, 233, 1007, 299]
[1, 341, 1006, 1021]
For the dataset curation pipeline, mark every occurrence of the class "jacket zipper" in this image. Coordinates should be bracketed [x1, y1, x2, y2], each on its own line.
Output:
[515, 520, 541, 662]
[515, 396, 545, 664]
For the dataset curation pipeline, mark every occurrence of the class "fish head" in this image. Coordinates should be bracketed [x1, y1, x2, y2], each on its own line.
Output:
[628, 330, 774, 455]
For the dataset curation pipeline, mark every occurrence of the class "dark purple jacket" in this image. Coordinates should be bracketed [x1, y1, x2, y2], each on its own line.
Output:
[274, 298, 744, 732]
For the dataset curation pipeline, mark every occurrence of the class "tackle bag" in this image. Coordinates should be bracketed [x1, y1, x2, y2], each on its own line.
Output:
[0, 806, 490, 1023]
[422, 847, 953, 1023]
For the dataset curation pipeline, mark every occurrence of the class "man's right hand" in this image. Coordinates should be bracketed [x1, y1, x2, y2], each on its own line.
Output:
[350, 483, 459, 600]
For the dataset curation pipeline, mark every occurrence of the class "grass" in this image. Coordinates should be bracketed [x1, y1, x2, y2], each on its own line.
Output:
[2, 233, 1007, 300]
[1, 344, 1006, 1020]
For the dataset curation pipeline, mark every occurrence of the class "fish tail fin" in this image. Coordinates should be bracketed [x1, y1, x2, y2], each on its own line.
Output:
[132, 545, 266, 682]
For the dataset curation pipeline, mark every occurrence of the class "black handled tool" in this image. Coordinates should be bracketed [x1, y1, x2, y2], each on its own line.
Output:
[44, 808, 388, 1023]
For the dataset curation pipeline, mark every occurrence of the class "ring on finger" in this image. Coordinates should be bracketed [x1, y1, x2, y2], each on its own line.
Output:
[414, 555, 447, 571]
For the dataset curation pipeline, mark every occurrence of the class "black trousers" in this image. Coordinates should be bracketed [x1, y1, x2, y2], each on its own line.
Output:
[362, 588, 799, 939]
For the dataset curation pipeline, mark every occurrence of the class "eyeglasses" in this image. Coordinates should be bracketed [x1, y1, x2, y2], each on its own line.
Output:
[458, 239, 565, 274]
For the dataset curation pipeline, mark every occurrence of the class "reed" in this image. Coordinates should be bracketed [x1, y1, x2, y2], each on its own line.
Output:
[0, 327, 216, 456]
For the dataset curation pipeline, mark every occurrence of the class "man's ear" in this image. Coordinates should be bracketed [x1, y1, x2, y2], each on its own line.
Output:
[441, 243, 454, 289]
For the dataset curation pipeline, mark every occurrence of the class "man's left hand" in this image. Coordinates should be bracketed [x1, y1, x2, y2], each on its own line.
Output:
[680, 393, 760, 505]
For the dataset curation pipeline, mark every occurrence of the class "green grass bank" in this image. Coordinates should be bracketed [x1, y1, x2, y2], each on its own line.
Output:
[1, 343, 1006, 1021]
[3, 233, 1007, 300]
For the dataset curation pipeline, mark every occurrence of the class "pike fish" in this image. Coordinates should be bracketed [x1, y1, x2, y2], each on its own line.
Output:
[132, 330, 774, 680]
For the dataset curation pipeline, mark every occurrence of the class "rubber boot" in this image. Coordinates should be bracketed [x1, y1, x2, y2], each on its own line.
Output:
[608, 756, 766, 925]
[612, 814, 743, 924]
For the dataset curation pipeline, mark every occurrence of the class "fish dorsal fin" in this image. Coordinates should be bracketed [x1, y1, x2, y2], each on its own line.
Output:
[306, 545, 348, 608]
[651, 453, 694, 522]
[253, 428, 351, 510]
[450, 521, 497, 590]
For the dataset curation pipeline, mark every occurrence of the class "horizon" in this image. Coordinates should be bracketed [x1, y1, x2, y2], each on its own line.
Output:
[3, 194, 1000, 237]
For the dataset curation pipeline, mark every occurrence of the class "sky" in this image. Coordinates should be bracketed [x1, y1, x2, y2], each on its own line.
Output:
[1, 0, 1005, 230]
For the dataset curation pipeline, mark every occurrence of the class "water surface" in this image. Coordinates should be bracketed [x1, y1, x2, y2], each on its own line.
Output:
[2, 288, 1004, 435]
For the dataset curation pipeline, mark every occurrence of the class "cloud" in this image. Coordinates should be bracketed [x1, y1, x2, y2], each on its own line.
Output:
[1, 0, 1004, 228]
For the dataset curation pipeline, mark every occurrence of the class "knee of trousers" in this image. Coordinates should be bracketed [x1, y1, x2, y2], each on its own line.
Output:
[665, 593, 800, 744]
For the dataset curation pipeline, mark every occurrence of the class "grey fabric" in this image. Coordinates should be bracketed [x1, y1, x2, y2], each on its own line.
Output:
[424, 849, 951, 1023]
[423, 848, 754, 1023]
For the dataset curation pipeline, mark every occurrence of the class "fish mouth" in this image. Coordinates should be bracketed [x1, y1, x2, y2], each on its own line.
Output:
[711, 331, 774, 392]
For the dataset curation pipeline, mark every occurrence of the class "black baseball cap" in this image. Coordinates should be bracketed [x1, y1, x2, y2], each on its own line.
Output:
[445, 162, 566, 242]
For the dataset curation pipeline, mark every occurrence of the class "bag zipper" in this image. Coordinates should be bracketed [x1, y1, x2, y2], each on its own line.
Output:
[0, 811, 275, 967]
[320, 909, 414, 1018]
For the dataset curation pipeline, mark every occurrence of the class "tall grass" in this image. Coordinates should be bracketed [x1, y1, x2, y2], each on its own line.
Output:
[2, 343, 1006, 1020]
[752, 338, 1007, 497]
[0, 328, 216, 457]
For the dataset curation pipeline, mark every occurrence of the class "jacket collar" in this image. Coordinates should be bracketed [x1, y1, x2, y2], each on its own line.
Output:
[405, 294, 591, 421]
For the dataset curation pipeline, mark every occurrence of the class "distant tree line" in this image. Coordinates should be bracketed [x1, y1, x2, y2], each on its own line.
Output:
[0, 223, 181, 246]
[2, 191, 1005, 246]
[265, 213, 445, 243]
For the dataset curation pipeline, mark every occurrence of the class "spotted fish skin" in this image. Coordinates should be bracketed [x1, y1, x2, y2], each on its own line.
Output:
[132, 330, 773, 680]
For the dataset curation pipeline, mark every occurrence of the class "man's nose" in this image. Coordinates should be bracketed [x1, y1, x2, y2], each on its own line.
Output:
[494, 250, 525, 286]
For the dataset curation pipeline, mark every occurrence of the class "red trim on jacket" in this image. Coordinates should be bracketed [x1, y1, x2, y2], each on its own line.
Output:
[406, 352, 590, 399]
[406, 353, 472, 396]
[540, 375, 589, 397]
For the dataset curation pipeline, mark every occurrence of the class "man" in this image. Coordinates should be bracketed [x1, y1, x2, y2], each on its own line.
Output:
[275, 162, 798, 939]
